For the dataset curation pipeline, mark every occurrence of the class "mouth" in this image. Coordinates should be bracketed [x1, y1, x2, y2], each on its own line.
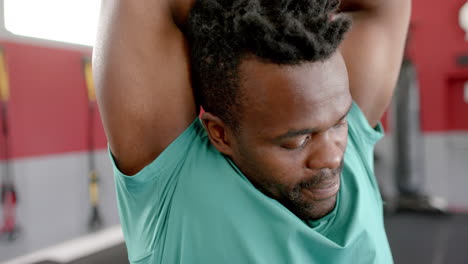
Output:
[302, 177, 341, 201]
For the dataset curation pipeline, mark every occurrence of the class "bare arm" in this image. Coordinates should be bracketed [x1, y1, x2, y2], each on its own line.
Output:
[93, 0, 197, 175]
[339, 0, 411, 127]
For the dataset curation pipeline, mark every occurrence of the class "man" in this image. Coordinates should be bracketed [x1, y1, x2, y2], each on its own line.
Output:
[93, 0, 410, 263]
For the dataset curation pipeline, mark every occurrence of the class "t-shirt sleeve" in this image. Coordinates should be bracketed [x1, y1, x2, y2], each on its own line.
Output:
[346, 102, 385, 194]
[108, 118, 204, 263]
[347, 101, 385, 148]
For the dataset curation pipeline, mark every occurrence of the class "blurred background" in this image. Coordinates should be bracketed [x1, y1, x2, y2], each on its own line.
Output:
[0, 0, 466, 263]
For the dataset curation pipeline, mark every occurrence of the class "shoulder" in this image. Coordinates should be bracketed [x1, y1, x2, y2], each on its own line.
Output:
[347, 101, 384, 147]
[111, 118, 206, 181]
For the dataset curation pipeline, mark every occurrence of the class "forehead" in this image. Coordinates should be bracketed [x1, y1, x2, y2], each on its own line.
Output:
[237, 53, 351, 137]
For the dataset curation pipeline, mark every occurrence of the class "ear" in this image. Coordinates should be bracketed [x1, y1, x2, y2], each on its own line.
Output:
[201, 112, 235, 156]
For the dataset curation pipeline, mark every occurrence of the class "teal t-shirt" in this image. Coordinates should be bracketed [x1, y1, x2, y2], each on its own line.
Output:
[110, 102, 393, 264]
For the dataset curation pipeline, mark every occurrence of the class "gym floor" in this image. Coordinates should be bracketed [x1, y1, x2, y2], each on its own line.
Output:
[385, 213, 468, 264]
[42, 213, 467, 264]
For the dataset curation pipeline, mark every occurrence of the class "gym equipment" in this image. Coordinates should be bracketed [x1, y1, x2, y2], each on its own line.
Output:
[0, 47, 19, 242]
[392, 58, 448, 214]
[83, 57, 102, 231]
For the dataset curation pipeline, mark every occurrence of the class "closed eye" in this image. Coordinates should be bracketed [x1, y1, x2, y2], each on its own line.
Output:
[281, 135, 311, 150]
[334, 117, 348, 128]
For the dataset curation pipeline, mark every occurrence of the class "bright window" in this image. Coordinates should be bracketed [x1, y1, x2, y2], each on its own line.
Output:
[4, 0, 102, 46]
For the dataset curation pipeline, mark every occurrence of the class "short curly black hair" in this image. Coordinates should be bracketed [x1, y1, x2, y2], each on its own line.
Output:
[187, 0, 351, 130]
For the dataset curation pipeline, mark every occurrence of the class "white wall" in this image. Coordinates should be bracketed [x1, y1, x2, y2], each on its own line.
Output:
[0, 151, 120, 261]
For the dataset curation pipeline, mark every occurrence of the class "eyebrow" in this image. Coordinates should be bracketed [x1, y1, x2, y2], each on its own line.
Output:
[276, 103, 353, 140]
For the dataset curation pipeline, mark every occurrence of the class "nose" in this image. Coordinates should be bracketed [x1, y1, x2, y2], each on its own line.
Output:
[305, 131, 343, 170]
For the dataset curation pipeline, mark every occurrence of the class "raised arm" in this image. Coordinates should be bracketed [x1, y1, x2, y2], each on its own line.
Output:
[93, 0, 197, 175]
[339, 0, 411, 127]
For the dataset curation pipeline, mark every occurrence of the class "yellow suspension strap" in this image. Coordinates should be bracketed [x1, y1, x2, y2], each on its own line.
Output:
[0, 48, 9, 102]
[0, 47, 19, 241]
[83, 57, 102, 231]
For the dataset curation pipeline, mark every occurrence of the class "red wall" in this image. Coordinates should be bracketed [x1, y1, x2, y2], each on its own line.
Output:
[411, 0, 468, 132]
[0, 41, 106, 160]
